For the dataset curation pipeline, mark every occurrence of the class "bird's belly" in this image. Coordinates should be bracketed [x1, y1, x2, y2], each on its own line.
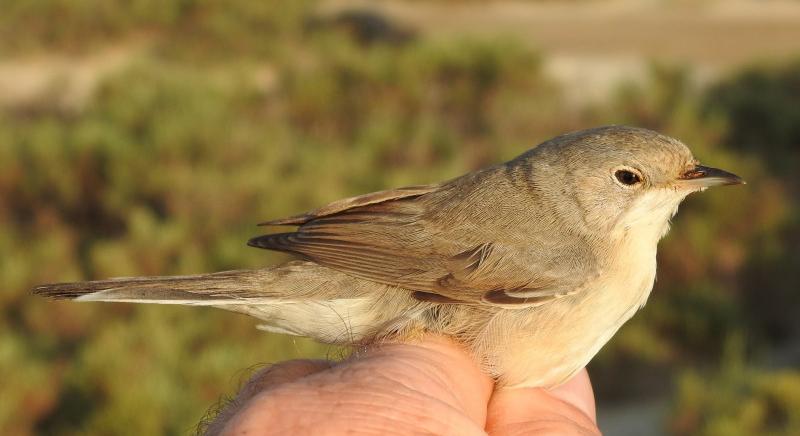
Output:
[494, 243, 658, 388]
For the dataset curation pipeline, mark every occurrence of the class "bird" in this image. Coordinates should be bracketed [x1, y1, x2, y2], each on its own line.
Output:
[33, 125, 744, 388]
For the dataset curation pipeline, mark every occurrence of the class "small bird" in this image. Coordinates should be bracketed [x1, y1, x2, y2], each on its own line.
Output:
[33, 126, 743, 388]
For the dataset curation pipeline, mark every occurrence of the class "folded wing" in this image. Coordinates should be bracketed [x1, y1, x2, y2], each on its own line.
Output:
[249, 177, 597, 307]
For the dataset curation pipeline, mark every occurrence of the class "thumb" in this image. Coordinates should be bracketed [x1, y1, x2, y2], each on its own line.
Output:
[486, 369, 600, 435]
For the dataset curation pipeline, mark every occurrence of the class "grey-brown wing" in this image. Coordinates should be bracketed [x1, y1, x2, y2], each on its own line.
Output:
[259, 184, 440, 226]
[249, 183, 598, 306]
[251, 193, 452, 291]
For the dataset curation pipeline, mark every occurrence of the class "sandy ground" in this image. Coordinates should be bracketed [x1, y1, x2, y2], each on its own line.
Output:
[2, 0, 799, 109]
[322, 0, 800, 103]
[0, 42, 146, 110]
[325, 0, 800, 66]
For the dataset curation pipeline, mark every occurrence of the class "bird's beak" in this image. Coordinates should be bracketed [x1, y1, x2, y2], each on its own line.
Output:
[678, 165, 745, 189]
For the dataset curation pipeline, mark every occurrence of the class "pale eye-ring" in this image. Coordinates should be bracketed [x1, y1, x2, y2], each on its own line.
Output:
[614, 169, 642, 186]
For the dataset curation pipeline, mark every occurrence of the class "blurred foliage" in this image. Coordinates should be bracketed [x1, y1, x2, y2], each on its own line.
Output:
[1, 1, 798, 435]
[705, 60, 800, 177]
[0, 0, 313, 60]
[670, 338, 800, 436]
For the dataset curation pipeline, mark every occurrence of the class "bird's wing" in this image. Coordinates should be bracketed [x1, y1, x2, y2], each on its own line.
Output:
[259, 184, 440, 226]
[250, 180, 598, 307]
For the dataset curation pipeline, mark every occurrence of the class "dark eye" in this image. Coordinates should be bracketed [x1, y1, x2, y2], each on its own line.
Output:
[615, 170, 641, 186]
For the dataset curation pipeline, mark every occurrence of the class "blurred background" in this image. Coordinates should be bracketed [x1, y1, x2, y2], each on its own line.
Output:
[1, 0, 799, 434]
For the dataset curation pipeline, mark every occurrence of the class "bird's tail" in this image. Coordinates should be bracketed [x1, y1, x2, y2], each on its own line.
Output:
[31, 269, 285, 305]
[31, 261, 416, 344]
[30, 261, 341, 305]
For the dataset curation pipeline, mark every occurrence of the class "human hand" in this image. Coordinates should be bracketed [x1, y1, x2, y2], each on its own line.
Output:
[204, 335, 600, 435]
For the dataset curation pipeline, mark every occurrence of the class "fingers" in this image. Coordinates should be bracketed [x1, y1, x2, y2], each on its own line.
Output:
[486, 369, 600, 436]
[354, 335, 495, 427]
[201, 359, 332, 435]
[213, 335, 493, 435]
[208, 339, 602, 436]
[548, 368, 596, 422]
[238, 360, 334, 402]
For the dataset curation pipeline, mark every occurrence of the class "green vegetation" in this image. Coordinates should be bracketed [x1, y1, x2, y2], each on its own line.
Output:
[1, 1, 798, 434]
[671, 339, 800, 435]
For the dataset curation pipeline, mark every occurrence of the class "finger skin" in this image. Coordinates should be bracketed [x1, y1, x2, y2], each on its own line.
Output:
[212, 337, 600, 436]
[219, 336, 493, 436]
[549, 369, 596, 423]
[204, 360, 333, 435]
[243, 360, 334, 396]
[486, 369, 600, 436]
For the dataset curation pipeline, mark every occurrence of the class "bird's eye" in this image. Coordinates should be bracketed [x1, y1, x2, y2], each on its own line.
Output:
[615, 170, 641, 186]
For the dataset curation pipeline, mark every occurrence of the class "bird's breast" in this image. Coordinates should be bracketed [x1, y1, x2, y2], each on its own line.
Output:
[492, 225, 661, 388]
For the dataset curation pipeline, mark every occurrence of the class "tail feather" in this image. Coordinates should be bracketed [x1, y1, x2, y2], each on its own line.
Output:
[31, 260, 423, 345]
[30, 260, 379, 305]
[32, 269, 281, 305]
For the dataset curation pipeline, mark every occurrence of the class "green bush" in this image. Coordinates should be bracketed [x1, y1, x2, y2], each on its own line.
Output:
[670, 340, 800, 436]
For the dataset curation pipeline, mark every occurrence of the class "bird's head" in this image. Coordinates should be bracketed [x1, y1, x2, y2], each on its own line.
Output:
[522, 125, 744, 238]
